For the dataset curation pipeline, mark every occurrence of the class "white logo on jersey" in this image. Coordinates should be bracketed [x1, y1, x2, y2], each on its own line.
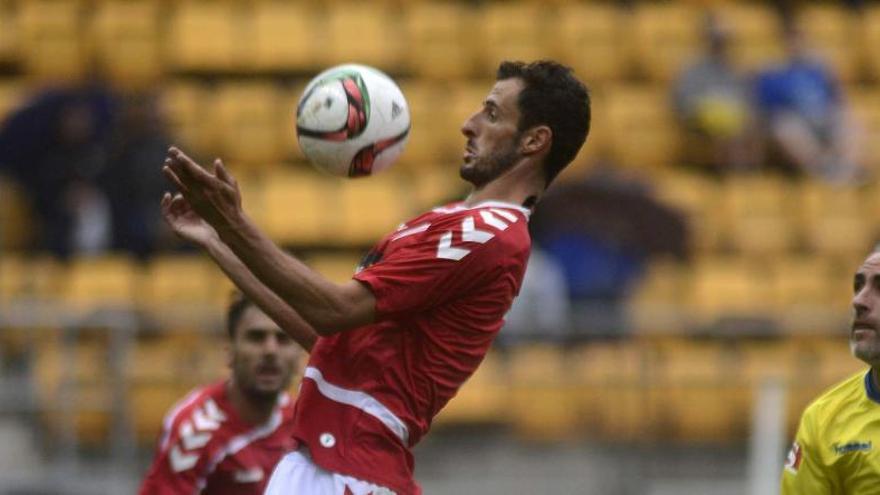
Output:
[168, 399, 228, 473]
[234, 467, 264, 483]
[436, 210, 517, 261]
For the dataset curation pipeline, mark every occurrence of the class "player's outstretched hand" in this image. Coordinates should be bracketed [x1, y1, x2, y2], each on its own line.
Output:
[162, 146, 244, 234]
[161, 191, 219, 247]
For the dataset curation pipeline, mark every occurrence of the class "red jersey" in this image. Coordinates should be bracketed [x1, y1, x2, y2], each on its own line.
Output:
[139, 380, 297, 495]
[292, 200, 531, 494]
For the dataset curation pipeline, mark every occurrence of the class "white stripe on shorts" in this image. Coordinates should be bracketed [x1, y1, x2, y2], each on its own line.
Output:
[304, 366, 409, 444]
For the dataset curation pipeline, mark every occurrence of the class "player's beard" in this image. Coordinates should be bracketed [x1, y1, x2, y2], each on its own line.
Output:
[233, 357, 291, 404]
[460, 138, 521, 188]
[851, 332, 880, 367]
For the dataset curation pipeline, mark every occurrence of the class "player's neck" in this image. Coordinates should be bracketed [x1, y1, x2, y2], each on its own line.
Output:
[226, 381, 277, 425]
[465, 159, 545, 208]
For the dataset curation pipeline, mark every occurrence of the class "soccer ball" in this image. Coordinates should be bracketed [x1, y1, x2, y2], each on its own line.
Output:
[296, 64, 411, 178]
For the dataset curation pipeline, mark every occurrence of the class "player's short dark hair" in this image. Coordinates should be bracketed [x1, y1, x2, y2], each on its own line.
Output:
[496, 60, 591, 186]
[226, 291, 254, 339]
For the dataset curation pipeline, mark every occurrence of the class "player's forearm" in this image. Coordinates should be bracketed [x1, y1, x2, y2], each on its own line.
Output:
[204, 238, 318, 351]
[215, 213, 363, 334]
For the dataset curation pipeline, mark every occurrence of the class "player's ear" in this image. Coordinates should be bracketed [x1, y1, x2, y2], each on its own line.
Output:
[520, 125, 551, 156]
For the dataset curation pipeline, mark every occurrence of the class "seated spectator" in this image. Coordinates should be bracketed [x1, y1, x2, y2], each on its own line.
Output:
[672, 13, 759, 174]
[755, 18, 864, 183]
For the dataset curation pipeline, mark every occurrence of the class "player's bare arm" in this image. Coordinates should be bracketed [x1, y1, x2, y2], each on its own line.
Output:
[162, 146, 375, 335]
[161, 192, 319, 351]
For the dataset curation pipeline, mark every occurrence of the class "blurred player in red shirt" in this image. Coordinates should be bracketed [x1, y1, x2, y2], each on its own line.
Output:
[138, 293, 311, 495]
[161, 60, 591, 494]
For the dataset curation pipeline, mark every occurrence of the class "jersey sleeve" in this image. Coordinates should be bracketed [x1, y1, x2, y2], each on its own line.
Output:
[781, 405, 837, 494]
[354, 212, 528, 319]
[138, 396, 225, 495]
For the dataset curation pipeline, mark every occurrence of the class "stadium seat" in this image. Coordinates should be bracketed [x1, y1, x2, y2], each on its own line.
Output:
[652, 172, 724, 252]
[159, 81, 214, 159]
[479, 3, 550, 77]
[403, 2, 477, 80]
[0, 255, 63, 304]
[0, 78, 26, 124]
[863, 6, 880, 81]
[686, 255, 775, 323]
[254, 170, 335, 246]
[62, 256, 140, 312]
[720, 176, 798, 256]
[334, 176, 406, 246]
[320, 2, 401, 70]
[797, 182, 872, 259]
[847, 87, 880, 175]
[250, 2, 317, 72]
[797, 5, 861, 83]
[140, 255, 225, 318]
[396, 80, 448, 170]
[630, 4, 701, 82]
[569, 341, 648, 441]
[0, 174, 33, 251]
[604, 84, 681, 171]
[0, 0, 18, 66]
[18, 0, 87, 82]
[91, 0, 162, 88]
[211, 82, 285, 168]
[767, 255, 840, 332]
[715, 3, 783, 72]
[165, 1, 245, 72]
[434, 351, 505, 426]
[554, 3, 628, 84]
[628, 258, 691, 335]
[507, 344, 579, 441]
[442, 81, 493, 161]
[304, 252, 362, 284]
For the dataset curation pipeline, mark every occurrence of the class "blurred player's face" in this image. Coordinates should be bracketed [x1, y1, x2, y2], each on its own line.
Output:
[229, 306, 301, 402]
[460, 78, 525, 187]
[851, 253, 880, 366]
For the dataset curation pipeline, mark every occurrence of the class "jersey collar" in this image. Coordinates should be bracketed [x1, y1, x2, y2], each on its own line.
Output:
[433, 200, 532, 218]
[864, 370, 880, 404]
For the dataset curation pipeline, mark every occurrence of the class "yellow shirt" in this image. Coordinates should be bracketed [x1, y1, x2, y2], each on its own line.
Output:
[782, 369, 880, 494]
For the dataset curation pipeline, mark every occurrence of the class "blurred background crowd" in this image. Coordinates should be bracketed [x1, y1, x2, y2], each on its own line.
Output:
[0, 0, 878, 494]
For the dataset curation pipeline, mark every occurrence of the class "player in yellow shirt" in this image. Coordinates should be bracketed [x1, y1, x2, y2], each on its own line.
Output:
[782, 250, 880, 494]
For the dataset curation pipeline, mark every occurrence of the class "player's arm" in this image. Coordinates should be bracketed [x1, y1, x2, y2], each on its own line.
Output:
[161, 192, 319, 350]
[781, 408, 837, 494]
[163, 148, 375, 335]
[139, 398, 212, 495]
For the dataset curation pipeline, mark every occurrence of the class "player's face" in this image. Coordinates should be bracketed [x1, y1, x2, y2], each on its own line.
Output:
[851, 253, 880, 366]
[459, 78, 525, 187]
[229, 306, 301, 401]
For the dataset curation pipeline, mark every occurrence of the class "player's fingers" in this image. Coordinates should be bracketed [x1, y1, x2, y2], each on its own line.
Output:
[163, 165, 189, 193]
[214, 158, 233, 185]
[169, 146, 218, 187]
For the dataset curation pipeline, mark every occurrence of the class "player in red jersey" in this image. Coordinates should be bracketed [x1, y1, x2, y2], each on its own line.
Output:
[161, 60, 591, 494]
[138, 293, 310, 495]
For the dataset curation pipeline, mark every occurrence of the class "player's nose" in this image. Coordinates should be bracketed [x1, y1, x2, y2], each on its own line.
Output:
[461, 112, 477, 137]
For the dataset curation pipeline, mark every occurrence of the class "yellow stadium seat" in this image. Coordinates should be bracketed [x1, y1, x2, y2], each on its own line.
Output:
[404, 2, 476, 80]
[768, 255, 840, 332]
[159, 81, 214, 158]
[442, 81, 492, 162]
[569, 341, 648, 441]
[34, 338, 113, 446]
[797, 5, 861, 83]
[507, 344, 578, 441]
[62, 256, 140, 312]
[410, 166, 468, 212]
[631, 4, 701, 82]
[716, 3, 783, 72]
[91, 0, 162, 88]
[0, 255, 63, 305]
[628, 258, 691, 335]
[687, 255, 775, 323]
[0, 1, 18, 65]
[334, 176, 406, 246]
[720, 176, 798, 256]
[18, 0, 87, 83]
[479, 3, 549, 77]
[140, 255, 225, 317]
[212, 82, 285, 168]
[798, 182, 872, 259]
[254, 170, 335, 246]
[165, 1, 244, 72]
[320, 2, 401, 70]
[434, 351, 505, 426]
[863, 6, 880, 81]
[554, 3, 628, 84]
[396, 80, 447, 170]
[847, 87, 880, 175]
[305, 252, 361, 285]
[604, 84, 681, 171]
[0, 174, 33, 251]
[653, 172, 724, 252]
[250, 2, 316, 72]
[0, 79, 27, 124]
